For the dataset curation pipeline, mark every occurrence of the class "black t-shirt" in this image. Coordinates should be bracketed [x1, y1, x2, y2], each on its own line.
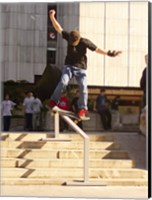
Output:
[62, 30, 97, 69]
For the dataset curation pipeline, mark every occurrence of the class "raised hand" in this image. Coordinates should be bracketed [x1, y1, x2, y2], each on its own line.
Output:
[49, 10, 56, 17]
[107, 50, 122, 57]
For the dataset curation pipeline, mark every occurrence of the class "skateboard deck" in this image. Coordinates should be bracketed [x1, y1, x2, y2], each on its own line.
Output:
[51, 106, 90, 123]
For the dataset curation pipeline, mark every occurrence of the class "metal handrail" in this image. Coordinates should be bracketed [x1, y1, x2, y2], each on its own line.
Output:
[54, 112, 90, 183]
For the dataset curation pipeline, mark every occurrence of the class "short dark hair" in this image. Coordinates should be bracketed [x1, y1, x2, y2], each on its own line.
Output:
[69, 30, 80, 46]
[100, 88, 105, 93]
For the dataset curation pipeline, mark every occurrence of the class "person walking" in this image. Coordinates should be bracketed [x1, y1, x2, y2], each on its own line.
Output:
[1, 94, 16, 131]
[48, 9, 122, 119]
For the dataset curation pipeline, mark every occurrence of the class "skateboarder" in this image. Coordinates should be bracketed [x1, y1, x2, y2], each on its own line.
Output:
[48, 9, 122, 119]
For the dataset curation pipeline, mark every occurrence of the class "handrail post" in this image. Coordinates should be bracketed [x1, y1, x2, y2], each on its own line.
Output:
[52, 111, 106, 186]
[61, 115, 89, 183]
[84, 138, 89, 183]
[54, 112, 59, 138]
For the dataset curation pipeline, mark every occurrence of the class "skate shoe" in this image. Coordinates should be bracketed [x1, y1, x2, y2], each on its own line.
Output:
[78, 109, 90, 120]
[48, 100, 57, 109]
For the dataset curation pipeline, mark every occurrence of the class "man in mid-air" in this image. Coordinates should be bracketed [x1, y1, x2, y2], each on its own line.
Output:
[49, 9, 122, 119]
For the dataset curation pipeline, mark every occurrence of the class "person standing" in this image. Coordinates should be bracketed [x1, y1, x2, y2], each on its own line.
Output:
[71, 89, 83, 129]
[96, 89, 112, 130]
[111, 95, 121, 128]
[23, 91, 34, 131]
[48, 9, 122, 119]
[32, 94, 43, 131]
[58, 90, 70, 132]
[140, 54, 148, 108]
[111, 95, 120, 111]
[1, 94, 16, 131]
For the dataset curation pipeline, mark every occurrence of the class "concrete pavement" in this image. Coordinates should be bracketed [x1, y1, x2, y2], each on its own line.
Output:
[0, 185, 148, 199]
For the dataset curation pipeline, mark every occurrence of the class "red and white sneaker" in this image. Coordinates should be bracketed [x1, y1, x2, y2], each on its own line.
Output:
[78, 109, 90, 120]
[48, 100, 57, 109]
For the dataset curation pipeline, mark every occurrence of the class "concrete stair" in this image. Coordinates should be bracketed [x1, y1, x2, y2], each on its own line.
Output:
[1, 133, 114, 141]
[1, 168, 147, 179]
[1, 132, 148, 186]
[1, 148, 129, 159]
[1, 158, 135, 168]
[1, 141, 121, 150]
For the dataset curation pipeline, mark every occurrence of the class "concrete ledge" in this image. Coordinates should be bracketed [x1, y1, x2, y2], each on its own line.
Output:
[43, 111, 139, 132]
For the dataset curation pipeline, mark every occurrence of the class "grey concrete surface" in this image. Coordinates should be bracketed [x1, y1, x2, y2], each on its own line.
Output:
[0, 185, 148, 199]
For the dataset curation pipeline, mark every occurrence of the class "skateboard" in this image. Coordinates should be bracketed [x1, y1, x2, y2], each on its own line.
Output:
[51, 106, 90, 124]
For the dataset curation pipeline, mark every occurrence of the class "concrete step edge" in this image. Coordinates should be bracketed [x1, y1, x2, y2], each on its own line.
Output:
[1, 133, 114, 141]
[1, 157, 135, 168]
[1, 178, 148, 186]
[2, 167, 147, 173]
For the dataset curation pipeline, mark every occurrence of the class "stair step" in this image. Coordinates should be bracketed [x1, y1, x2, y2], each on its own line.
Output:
[1, 148, 129, 159]
[1, 133, 49, 141]
[1, 158, 135, 168]
[1, 133, 147, 188]
[1, 141, 120, 150]
[58, 150, 129, 159]
[58, 134, 114, 141]
[1, 168, 147, 179]
[1, 177, 148, 186]
[1, 133, 114, 142]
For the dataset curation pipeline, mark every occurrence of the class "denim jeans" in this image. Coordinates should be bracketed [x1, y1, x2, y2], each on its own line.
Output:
[51, 65, 88, 110]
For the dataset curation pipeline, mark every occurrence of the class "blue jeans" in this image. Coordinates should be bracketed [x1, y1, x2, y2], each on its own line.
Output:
[51, 65, 88, 110]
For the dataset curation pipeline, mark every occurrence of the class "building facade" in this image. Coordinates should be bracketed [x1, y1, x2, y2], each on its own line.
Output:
[0, 1, 148, 87]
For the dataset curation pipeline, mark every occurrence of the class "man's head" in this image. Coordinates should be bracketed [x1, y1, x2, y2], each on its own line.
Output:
[27, 91, 33, 98]
[69, 30, 80, 46]
[5, 94, 10, 100]
[100, 88, 106, 95]
[62, 90, 67, 96]
[75, 89, 80, 96]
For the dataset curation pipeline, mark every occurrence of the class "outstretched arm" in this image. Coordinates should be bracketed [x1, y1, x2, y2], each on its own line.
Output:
[96, 48, 122, 57]
[49, 10, 63, 34]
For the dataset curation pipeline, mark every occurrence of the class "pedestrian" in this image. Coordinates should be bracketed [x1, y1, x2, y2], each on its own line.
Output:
[111, 95, 120, 111]
[32, 93, 43, 131]
[140, 54, 147, 108]
[71, 89, 83, 129]
[96, 89, 112, 130]
[23, 91, 34, 131]
[1, 94, 16, 131]
[111, 95, 121, 128]
[48, 9, 122, 119]
[58, 90, 70, 132]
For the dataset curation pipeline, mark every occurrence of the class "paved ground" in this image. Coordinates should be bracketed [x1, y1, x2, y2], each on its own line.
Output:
[0, 185, 148, 199]
[0, 131, 148, 199]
